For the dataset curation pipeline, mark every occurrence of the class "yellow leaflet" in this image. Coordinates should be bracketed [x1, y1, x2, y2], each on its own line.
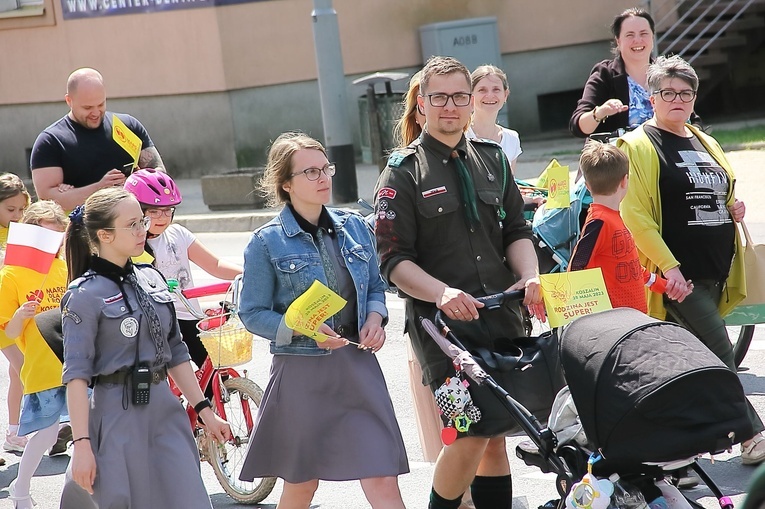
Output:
[540, 268, 612, 328]
[536, 158, 555, 189]
[544, 160, 570, 210]
[112, 115, 141, 167]
[284, 280, 347, 343]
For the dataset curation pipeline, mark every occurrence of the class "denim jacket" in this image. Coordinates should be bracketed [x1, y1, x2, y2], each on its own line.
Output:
[239, 206, 388, 356]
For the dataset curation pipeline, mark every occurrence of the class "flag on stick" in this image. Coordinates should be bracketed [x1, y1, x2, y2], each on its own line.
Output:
[112, 114, 141, 168]
[4, 223, 64, 274]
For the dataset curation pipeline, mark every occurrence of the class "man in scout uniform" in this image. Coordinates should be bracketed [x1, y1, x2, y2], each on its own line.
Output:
[374, 56, 544, 509]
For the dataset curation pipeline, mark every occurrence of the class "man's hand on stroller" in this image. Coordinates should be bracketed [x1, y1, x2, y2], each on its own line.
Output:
[508, 275, 546, 322]
[437, 286, 484, 321]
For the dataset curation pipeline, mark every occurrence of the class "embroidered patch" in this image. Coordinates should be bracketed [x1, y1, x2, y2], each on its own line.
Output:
[62, 306, 82, 325]
[103, 293, 124, 304]
[120, 317, 139, 338]
[422, 186, 447, 198]
[378, 200, 388, 211]
[377, 187, 397, 200]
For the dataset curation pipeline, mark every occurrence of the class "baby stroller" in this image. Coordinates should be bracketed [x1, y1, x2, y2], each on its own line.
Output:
[531, 173, 591, 274]
[423, 295, 752, 509]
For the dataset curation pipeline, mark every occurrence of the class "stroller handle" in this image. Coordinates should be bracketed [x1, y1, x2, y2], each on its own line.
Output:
[475, 289, 525, 310]
[434, 288, 525, 326]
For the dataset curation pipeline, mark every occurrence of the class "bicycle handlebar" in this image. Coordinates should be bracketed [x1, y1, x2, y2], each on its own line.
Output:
[180, 282, 232, 299]
[169, 275, 243, 320]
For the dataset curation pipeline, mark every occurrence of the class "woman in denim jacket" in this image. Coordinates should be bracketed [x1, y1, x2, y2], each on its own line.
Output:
[238, 132, 408, 509]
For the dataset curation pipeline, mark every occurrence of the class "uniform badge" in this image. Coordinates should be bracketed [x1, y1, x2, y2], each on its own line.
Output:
[62, 306, 81, 325]
[422, 186, 447, 198]
[378, 200, 388, 211]
[377, 187, 397, 200]
[120, 317, 139, 338]
[385, 211, 396, 220]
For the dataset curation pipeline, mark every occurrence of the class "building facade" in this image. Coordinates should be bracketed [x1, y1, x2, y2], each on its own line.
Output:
[1, 0, 649, 177]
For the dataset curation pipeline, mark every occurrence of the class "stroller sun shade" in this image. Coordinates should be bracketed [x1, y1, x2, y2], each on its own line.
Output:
[560, 308, 753, 463]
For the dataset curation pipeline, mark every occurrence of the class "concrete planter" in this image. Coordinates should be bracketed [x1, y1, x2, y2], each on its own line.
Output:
[200, 167, 266, 211]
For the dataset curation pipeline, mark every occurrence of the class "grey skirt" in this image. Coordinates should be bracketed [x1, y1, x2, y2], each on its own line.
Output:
[239, 345, 409, 484]
[89, 380, 212, 509]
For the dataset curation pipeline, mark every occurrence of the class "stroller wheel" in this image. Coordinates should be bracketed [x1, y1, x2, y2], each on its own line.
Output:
[555, 473, 570, 498]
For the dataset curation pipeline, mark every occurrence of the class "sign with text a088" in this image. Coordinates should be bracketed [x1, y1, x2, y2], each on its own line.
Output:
[62, 0, 265, 19]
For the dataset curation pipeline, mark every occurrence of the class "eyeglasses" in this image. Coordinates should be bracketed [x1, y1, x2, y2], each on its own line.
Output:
[102, 216, 151, 236]
[653, 89, 697, 103]
[290, 163, 337, 181]
[145, 207, 176, 218]
[423, 93, 472, 107]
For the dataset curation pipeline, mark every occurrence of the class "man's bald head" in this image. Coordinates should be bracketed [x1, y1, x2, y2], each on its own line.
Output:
[66, 68, 104, 96]
[65, 68, 107, 129]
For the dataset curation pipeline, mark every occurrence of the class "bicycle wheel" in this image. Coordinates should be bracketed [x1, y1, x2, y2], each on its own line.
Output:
[729, 324, 756, 369]
[207, 376, 276, 504]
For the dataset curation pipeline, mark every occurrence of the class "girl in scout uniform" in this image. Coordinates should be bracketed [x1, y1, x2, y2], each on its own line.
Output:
[61, 187, 230, 508]
[0, 173, 31, 455]
[1, 200, 68, 508]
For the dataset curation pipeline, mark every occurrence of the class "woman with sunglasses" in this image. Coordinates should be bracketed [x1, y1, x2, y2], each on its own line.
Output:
[238, 132, 408, 508]
[62, 187, 231, 507]
[617, 55, 765, 465]
[124, 169, 242, 374]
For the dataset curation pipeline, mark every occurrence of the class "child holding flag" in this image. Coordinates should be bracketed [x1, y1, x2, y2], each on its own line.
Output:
[0, 173, 32, 455]
[568, 141, 692, 310]
[238, 133, 408, 508]
[0, 201, 69, 508]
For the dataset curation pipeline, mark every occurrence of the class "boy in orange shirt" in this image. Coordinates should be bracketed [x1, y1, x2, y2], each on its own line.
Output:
[569, 141, 692, 312]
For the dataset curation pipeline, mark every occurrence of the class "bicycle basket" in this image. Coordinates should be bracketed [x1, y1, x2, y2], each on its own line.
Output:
[197, 314, 253, 368]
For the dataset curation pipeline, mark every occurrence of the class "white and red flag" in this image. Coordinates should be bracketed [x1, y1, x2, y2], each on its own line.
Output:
[4, 222, 65, 274]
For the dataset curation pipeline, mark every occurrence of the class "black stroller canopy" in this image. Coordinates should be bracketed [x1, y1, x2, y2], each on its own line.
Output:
[560, 308, 753, 463]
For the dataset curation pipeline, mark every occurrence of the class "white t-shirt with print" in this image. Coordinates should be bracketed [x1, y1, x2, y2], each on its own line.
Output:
[465, 126, 523, 163]
[146, 223, 201, 320]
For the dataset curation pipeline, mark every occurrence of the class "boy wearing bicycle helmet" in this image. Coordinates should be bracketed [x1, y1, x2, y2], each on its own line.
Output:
[124, 169, 242, 372]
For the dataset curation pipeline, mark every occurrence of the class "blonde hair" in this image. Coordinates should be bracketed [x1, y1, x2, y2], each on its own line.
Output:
[260, 132, 327, 207]
[21, 200, 68, 229]
[0, 173, 31, 208]
[394, 71, 423, 147]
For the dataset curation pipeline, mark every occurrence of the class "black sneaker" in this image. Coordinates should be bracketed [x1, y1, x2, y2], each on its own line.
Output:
[49, 423, 73, 456]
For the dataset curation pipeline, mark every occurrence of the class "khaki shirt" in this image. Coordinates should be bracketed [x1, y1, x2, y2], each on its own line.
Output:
[374, 132, 531, 383]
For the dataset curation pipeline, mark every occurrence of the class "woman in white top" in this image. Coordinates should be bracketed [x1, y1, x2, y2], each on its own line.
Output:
[466, 65, 522, 173]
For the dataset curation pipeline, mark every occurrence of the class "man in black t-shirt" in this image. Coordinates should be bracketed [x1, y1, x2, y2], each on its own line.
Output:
[30, 68, 165, 210]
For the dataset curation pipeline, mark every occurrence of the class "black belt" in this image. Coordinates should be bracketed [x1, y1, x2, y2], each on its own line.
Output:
[95, 366, 168, 385]
[336, 324, 357, 338]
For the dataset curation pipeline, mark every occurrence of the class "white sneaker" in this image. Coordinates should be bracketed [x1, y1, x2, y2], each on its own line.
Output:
[3, 431, 28, 452]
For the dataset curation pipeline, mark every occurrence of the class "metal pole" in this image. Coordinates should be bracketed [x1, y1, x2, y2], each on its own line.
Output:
[365, 84, 385, 173]
[311, 0, 358, 203]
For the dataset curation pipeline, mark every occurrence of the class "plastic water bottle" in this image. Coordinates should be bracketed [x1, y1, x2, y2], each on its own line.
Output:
[608, 474, 649, 509]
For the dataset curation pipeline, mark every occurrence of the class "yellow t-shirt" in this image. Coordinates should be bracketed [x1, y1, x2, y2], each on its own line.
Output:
[0, 225, 10, 349]
[0, 258, 68, 394]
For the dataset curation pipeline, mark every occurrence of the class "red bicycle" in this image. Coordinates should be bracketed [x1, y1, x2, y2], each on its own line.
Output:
[168, 276, 276, 504]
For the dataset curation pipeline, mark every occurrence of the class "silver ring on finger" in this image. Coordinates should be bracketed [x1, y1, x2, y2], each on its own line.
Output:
[454, 309, 461, 314]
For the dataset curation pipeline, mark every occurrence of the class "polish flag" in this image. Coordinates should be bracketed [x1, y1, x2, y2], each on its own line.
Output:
[4, 223, 65, 274]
